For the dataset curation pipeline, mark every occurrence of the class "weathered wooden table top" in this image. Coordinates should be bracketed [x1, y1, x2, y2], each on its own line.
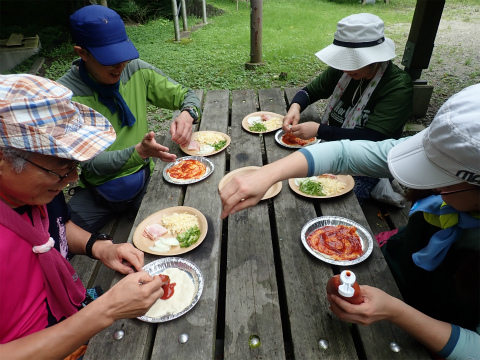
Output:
[82, 88, 429, 360]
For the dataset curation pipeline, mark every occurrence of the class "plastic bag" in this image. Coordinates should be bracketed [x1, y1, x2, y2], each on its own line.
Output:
[371, 178, 405, 208]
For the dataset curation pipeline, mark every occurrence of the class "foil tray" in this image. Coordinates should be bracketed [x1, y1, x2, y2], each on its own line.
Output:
[137, 257, 204, 323]
[300, 216, 374, 266]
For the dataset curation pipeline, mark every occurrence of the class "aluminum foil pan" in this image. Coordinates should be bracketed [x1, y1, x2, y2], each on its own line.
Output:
[275, 129, 320, 149]
[300, 216, 374, 266]
[163, 156, 214, 185]
[137, 257, 204, 323]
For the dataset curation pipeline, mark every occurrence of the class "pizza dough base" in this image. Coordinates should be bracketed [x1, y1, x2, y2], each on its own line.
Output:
[145, 268, 195, 318]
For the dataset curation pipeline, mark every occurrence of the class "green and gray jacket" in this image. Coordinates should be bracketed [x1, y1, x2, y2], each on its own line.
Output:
[57, 58, 201, 186]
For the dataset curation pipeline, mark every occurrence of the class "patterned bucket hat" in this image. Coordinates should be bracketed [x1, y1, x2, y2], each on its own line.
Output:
[0, 74, 116, 161]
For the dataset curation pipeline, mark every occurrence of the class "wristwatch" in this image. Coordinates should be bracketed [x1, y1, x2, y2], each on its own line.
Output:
[182, 106, 200, 124]
[85, 233, 113, 259]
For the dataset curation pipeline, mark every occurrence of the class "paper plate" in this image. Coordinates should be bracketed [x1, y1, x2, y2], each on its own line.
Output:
[242, 111, 284, 134]
[218, 166, 282, 200]
[180, 131, 231, 156]
[163, 156, 214, 185]
[133, 206, 208, 256]
[137, 257, 203, 323]
[288, 175, 355, 199]
[300, 216, 374, 266]
[275, 129, 320, 149]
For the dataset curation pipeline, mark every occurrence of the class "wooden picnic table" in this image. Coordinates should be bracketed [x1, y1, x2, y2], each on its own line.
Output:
[79, 88, 430, 360]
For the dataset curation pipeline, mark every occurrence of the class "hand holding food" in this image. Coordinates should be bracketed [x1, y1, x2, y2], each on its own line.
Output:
[282, 103, 301, 133]
[170, 111, 194, 147]
[144, 268, 196, 318]
[290, 121, 320, 140]
[99, 271, 165, 321]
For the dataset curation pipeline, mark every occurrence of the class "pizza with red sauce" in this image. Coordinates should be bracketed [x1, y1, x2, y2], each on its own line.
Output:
[166, 159, 206, 180]
[281, 132, 316, 147]
[307, 225, 363, 261]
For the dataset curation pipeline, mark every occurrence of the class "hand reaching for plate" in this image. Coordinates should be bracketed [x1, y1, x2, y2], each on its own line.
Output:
[219, 169, 272, 219]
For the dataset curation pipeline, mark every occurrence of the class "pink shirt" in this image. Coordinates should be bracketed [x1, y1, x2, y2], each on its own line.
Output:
[0, 213, 49, 343]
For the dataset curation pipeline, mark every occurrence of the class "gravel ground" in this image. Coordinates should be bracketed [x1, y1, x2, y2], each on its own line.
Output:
[396, 5, 480, 129]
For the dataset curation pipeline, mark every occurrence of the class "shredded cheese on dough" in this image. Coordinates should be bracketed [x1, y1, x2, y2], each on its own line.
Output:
[315, 177, 346, 196]
[162, 212, 200, 235]
[264, 117, 283, 131]
[195, 132, 225, 145]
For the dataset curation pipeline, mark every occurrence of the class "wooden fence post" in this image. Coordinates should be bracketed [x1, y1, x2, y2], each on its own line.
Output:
[180, 0, 188, 31]
[202, 0, 208, 24]
[245, 0, 263, 69]
[171, 0, 181, 41]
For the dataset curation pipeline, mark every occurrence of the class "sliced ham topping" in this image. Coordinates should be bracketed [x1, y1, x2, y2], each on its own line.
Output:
[143, 224, 168, 240]
[187, 140, 200, 151]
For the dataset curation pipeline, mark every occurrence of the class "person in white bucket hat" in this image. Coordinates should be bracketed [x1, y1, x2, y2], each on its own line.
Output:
[0, 74, 166, 359]
[283, 13, 414, 204]
[220, 84, 480, 358]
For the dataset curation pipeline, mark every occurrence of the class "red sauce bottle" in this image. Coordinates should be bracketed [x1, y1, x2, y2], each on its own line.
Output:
[326, 270, 363, 305]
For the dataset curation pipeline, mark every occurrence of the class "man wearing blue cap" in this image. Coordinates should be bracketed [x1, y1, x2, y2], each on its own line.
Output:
[58, 5, 202, 233]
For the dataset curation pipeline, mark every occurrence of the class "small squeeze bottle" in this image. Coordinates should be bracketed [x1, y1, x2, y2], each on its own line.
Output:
[326, 270, 363, 305]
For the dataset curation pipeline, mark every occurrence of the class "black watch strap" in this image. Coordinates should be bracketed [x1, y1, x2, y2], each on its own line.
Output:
[182, 106, 199, 124]
[85, 233, 113, 259]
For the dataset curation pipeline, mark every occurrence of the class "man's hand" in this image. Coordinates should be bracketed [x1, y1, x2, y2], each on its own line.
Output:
[100, 271, 165, 321]
[290, 122, 320, 140]
[170, 111, 194, 147]
[282, 103, 301, 133]
[92, 241, 144, 274]
[135, 131, 177, 162]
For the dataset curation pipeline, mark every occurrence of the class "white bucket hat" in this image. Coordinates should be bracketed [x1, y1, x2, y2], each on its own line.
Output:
[388, 83, 480, 189]
[315, 13, 396, 71]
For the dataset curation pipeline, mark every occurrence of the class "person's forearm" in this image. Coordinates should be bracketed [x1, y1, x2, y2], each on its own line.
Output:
[388, 297, 451, 352]
[258, 151, 309, 183]
[65, 220, 91, 255]
[317, 125, 388, 142]
[81, 146, 137, 175]
[0, 298, 113, 360]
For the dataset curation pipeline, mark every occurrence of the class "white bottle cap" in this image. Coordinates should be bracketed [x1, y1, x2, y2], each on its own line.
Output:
[338, 270, 356, 298]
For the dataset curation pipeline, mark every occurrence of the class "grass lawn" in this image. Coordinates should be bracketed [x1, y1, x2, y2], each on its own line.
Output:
[5, 0, 479, 127]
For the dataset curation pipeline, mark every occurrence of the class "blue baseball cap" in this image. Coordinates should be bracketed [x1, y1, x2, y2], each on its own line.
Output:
[70, 5, 139, 66]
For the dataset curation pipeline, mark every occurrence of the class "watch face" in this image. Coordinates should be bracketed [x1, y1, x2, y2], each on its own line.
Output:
[97, 233, 113, 240]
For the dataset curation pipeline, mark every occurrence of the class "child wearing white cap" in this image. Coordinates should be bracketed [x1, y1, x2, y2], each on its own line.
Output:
[283, 13, 413, 203]
[219, 84, 480, 358]
[0, 74, 165, 359]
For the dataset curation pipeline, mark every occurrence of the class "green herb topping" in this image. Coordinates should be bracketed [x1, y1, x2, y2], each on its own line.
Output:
[299, 179, 325, 196]
[249, 122, 267, 132]
[212, 140, 227, 151]
[176, 225, 201, 248]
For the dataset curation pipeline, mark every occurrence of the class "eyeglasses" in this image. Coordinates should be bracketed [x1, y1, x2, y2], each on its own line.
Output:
[84, 49, 130, 69]
[18, 156, 79, 181]
[432, 186, 479, 196]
